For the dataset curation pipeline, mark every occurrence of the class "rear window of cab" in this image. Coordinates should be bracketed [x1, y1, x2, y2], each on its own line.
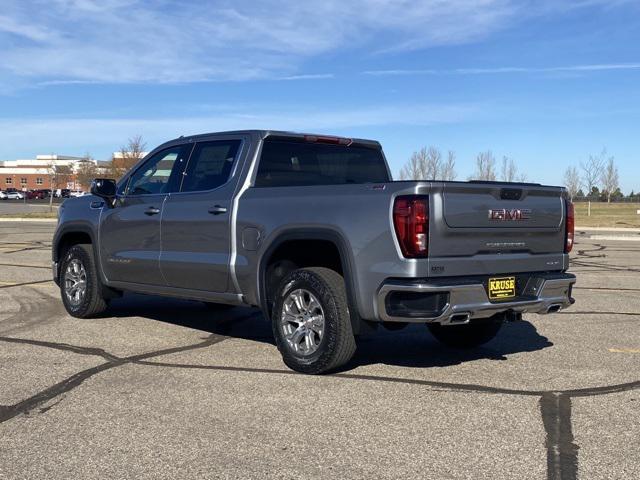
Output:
[255, 139, 390, 187]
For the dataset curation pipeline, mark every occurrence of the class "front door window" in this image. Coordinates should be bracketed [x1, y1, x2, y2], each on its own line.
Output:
[126, 145, 190, 196]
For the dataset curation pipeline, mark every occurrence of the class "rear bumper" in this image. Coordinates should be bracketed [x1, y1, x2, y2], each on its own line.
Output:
[377, 272, 576, 324]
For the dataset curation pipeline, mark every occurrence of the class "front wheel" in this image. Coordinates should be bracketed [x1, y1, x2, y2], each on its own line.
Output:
[427, 314, 504, 348]
[272, 267, 356, 374]
[59, 244, 109, 318]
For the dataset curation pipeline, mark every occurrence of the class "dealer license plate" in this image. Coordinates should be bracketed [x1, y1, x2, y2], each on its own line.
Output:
[488, 276, 516, 300]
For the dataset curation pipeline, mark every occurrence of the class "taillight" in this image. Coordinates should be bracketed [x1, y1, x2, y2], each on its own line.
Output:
[393, 195, 429, 258]
[565, 200, 575, 253]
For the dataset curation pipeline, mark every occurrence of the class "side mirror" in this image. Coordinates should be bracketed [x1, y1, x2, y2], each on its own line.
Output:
[90, 178, 117, 202]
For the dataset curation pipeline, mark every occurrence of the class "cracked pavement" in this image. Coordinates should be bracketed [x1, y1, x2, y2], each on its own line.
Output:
[0, 222, 638, 479]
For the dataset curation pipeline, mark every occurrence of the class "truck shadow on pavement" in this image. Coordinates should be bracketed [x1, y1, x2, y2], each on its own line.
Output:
[351, 321, 552, 370]
[106, 293, 553, 371]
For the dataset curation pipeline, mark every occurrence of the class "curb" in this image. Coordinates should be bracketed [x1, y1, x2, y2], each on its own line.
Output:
[576, 226, 640, 232]
[588, 235, 640, 242]
[0, 217, 58, 223]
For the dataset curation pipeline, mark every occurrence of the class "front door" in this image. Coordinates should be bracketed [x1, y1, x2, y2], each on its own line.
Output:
[160, 138, 243, 292]
[99, 144, 191, 285]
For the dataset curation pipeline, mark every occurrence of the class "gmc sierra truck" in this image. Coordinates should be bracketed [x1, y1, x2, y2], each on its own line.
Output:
[53, 130, 576, 374]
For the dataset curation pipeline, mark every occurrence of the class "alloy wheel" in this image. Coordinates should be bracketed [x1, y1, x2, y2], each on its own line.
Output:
[280, 288, 325, 355]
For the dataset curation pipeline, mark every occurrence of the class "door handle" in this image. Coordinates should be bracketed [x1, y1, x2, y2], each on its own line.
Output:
[144, 207, 161, 216]
[208, 205, 228, 215]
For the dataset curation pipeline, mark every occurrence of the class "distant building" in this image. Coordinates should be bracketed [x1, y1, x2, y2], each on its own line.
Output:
[111, 151, 149, 160]
[0, 154, 98, 190]
[0, 151, 147, 191]
[110, 151, 148, 178]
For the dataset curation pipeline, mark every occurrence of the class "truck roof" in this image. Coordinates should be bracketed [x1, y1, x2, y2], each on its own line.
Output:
[166, 130, 382, 148]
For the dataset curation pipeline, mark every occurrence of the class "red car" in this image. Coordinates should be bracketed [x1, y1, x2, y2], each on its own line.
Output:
[26, 189, 50, 199]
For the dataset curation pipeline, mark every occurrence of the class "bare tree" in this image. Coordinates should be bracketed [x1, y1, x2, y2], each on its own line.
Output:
[121, 135, 146, 162]
[580, 149, 607, 194]
[441, 151, 457, 181]
[424, 146, 442, 179]
[471, 151, 497, 181]
[600, 156, 619, 203]
[57, 165, 73, 187]
[110, 135, 146, 179]
[399, 148, 426, 180]
[500, 156, 518, 182]
[75, 154, 98, 191]
[399, 146, 451, 180]
[46, 163, 72, 211]
[563, 166, 581, 201]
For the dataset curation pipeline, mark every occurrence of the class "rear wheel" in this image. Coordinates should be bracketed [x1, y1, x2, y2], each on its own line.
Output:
[427, 314, 504, 348]
[272, 267, 356, 374]
[59, 244, 109, 318]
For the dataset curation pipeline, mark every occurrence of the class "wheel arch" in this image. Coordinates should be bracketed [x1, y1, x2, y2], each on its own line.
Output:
[257, 228, 362, 332]
[54, 225, 95, 261]
[53, 223, 100, 284]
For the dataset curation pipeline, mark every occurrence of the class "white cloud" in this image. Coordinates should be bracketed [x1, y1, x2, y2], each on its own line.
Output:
[364, 63, 640, 76]
[277, 74, 335, 81]
[0, 14, 61, 42]
[0, 0, 634, 89]
[0, 102, 480, 157]
[1, 0, 628, 87]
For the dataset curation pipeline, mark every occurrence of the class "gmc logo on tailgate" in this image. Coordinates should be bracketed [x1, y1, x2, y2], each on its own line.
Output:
[488, 208, 532, 221]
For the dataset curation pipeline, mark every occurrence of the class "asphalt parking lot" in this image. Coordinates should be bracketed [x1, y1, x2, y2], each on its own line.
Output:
[0, 198, 62, 216]
[0, 222, 638, 480]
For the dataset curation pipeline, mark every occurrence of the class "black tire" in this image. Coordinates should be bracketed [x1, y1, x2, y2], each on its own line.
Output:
[272, 267, 356, 374]
[59, 243, 109, 318]
[427, 314, 504, 348]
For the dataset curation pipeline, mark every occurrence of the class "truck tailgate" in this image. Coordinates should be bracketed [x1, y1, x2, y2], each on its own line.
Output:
[430, 182, 566, 257]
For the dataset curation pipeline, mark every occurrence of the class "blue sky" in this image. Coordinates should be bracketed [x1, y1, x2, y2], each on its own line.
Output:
[1, 0, 639, 192]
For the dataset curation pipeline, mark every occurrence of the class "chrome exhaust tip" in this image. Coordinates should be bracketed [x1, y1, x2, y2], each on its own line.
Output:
[448, 312, 471, 324]
[546, 304, 562, 314]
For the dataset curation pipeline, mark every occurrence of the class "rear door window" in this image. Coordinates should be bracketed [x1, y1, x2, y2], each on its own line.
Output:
[180, 140, 241, 192]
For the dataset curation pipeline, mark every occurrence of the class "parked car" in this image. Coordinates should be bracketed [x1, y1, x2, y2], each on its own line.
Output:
[69, 190, 86, 197]
[53, 130, 576, 374]
[53, 189, 71, 198]
[4, 191, 24, 200]
[0, 191, 7, 200]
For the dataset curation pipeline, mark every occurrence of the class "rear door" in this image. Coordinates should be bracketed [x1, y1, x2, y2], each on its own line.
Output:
[99, 144, 191, 285]
[160, 137, 243, 292]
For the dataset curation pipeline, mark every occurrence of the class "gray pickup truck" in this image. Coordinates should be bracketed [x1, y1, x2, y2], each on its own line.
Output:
[53, 130, 576, 373]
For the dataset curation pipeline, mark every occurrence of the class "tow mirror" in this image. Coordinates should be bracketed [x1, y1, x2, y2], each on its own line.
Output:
[90, 178, 117, 204]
